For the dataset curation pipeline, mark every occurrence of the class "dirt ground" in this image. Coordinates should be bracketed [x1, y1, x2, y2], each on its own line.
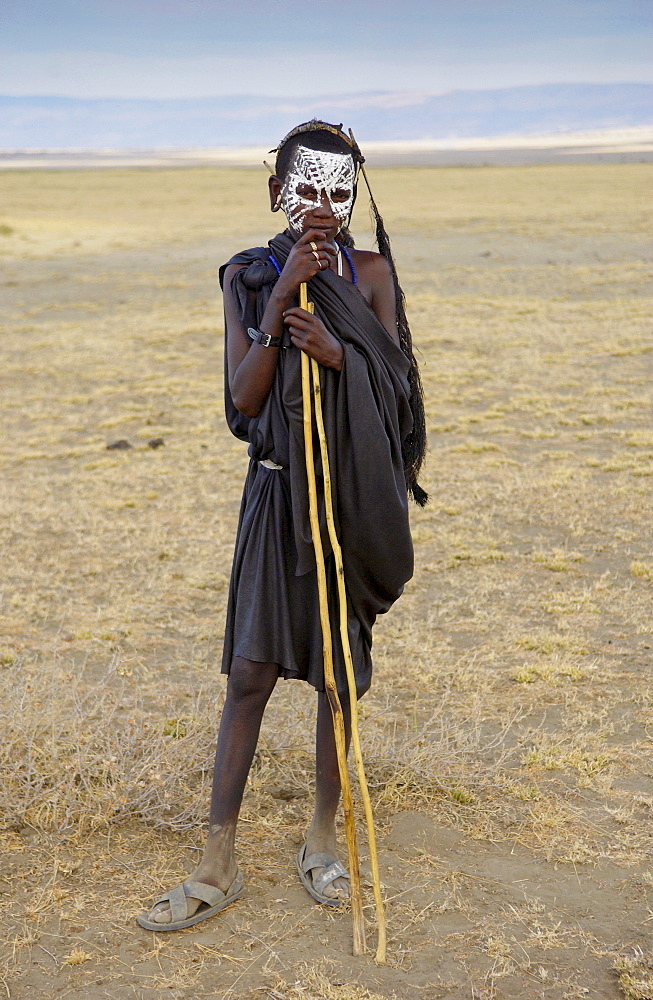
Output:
[0, 164, 652, 999]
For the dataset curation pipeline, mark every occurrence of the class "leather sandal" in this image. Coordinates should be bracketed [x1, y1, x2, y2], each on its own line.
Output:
[296, 842, 349, 907]
[136, 871, 244, 931]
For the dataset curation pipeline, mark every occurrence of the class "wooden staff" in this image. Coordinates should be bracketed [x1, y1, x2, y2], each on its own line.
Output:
[308, 351, 387, 965]
[299, 282, 386, 962]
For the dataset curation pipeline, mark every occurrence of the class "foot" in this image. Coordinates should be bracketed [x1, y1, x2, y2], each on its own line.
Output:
[303, 828, 350, 901]
[146, 859, 238, 925]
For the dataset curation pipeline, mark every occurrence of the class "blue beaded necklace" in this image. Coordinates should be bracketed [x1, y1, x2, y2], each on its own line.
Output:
[268, 243, 357, 286]
[337, 242, 357, 285]
[268, 253, 282, 277]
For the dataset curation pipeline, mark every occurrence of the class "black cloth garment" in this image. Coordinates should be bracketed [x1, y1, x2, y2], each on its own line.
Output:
[218, 231, 414, 696]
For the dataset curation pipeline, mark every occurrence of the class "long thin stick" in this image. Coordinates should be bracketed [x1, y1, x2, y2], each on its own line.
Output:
[309, 353, 387, 964]
[299, 283, 366, 955]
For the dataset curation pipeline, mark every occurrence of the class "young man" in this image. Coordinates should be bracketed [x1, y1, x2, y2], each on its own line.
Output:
[137, 120, 426, 931]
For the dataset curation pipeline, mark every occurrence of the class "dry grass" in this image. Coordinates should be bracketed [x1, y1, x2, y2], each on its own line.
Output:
[0, 655, 524, 838]
[614, 950, 653, 1000]
[0, 163, 651, 999]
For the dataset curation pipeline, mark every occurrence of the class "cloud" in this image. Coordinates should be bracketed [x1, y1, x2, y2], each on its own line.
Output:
[2, 36, 653, 100]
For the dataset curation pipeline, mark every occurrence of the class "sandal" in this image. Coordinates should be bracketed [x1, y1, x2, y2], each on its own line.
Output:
[296, 842, 349, 908]
[136, 871, 244, 931]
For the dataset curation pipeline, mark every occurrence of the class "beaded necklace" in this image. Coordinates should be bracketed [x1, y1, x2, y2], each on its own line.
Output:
[337, 243, 357, 285]
[268, 253, 282, 277]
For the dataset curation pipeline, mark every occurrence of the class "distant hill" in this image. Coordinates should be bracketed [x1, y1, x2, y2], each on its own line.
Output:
[1, 84, 652, 149]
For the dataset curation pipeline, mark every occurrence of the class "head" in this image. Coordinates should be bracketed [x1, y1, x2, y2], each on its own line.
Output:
[268, 120, 361, 239]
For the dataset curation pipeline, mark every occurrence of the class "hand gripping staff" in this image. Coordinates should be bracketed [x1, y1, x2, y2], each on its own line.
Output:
[298, 282, 386, 962]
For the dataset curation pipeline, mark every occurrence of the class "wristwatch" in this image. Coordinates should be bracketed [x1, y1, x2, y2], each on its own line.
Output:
[247, 327, 281, 348]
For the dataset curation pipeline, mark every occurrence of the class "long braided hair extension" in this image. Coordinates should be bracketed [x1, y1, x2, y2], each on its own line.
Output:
[271, 120, 428, 506]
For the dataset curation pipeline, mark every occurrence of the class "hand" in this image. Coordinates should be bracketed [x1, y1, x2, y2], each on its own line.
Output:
[275, 230, 337, 304]
[283, 308, 344, 371]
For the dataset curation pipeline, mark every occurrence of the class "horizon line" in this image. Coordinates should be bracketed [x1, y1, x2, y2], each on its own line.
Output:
[2, 125, 652, 163]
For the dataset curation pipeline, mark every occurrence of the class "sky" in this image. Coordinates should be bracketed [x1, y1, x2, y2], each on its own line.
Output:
[1, 0, 652, 99]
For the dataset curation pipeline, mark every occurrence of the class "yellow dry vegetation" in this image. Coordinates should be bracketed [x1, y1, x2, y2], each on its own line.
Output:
[0, 163, 651, 1000]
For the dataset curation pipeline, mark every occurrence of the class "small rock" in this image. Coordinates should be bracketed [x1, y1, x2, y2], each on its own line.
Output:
[106, 440, 132, 450]
[148, 437, 165, 449]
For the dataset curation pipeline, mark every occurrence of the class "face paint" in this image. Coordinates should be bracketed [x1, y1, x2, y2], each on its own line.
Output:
[280, 145, 355, 233]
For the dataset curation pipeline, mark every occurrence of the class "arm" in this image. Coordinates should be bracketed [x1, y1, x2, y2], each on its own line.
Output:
[223, 262, 284, 419]
[224, 230, 342, 418]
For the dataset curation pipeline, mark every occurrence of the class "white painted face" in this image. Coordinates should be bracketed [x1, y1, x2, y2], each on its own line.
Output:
[280, 145, 355, 233]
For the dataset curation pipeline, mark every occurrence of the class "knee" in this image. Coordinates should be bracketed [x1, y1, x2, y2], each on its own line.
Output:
[227, 657, 277, 705]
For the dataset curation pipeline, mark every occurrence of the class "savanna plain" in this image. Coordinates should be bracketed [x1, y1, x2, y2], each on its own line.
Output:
[0, 163, 652, 1000]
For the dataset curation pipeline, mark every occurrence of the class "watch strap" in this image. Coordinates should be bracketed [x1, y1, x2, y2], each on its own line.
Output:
[247, 326, 281, 348]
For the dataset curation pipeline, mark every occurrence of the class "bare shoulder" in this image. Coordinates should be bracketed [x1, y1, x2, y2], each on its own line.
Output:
[348, 249, 399, 344]
[349, 248, 392, 284]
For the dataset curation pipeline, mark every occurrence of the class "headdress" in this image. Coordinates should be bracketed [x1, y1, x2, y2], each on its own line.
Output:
[271, 119, 363, 158]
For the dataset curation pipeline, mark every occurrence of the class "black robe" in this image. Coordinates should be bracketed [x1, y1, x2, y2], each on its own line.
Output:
[218, 231, 414, 696]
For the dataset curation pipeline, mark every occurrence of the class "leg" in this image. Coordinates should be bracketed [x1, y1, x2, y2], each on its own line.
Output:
[303, 690, 352, 900]
[146, 656, 278, 924]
